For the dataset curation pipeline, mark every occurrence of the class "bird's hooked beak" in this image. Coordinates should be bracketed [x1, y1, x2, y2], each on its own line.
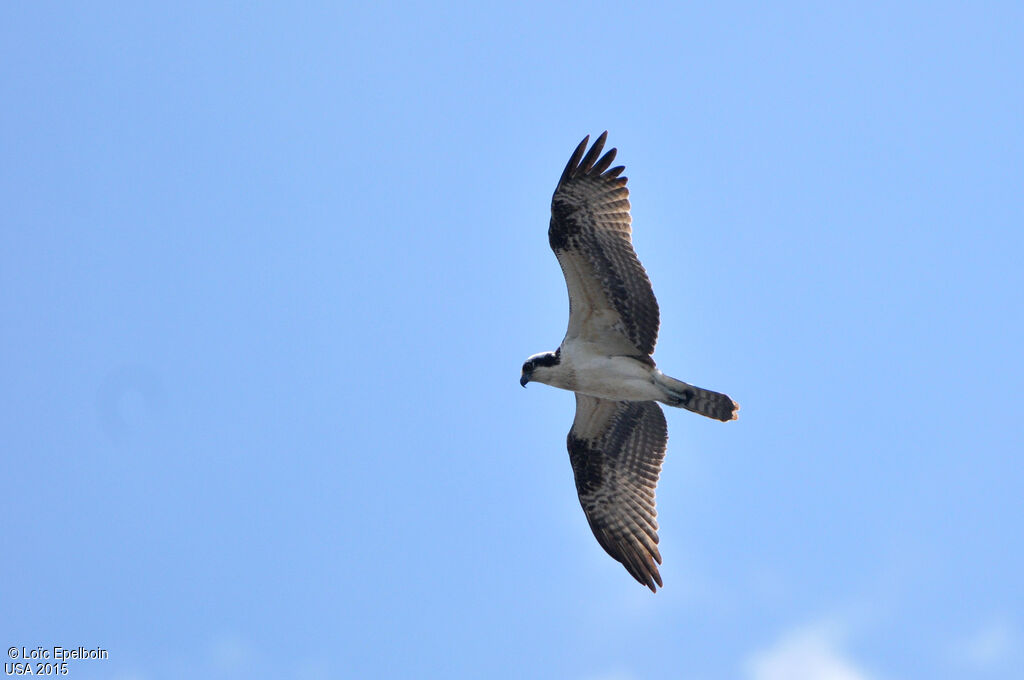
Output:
[520, 373, 530, 388]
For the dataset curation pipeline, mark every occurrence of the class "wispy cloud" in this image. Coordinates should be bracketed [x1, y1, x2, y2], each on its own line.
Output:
[744, 621, 876, 680]
[209, 633, 259, 675]
[953, 619, 1019, 670]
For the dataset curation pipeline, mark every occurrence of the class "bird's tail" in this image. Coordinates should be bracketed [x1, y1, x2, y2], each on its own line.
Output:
[655, 373, 739, 422]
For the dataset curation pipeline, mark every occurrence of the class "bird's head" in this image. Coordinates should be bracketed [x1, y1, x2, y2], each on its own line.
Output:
[520, 350, 561, 387]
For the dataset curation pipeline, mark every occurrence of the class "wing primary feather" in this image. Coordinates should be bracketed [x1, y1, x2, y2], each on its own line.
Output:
[590, 147, 618, 175]
[558, 135, 590, 185]
[621, 540, 659, 592]
[578, 131, 608, 173]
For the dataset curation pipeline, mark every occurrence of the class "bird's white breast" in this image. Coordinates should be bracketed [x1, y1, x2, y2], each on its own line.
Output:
[555, 338, 664, 402]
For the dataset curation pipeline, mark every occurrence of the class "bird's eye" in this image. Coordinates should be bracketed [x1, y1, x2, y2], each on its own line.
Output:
[523, 362, 532, 373]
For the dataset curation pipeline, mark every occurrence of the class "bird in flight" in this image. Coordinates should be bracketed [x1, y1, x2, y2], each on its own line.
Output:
[520, 132, 738, 592]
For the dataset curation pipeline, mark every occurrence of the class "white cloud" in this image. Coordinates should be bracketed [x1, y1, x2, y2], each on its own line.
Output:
[744, 621, 876, 680]
[954, 619, 1018, 669]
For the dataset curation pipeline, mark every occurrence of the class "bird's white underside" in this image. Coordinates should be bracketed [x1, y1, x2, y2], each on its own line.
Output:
[534, 337, 666, 402]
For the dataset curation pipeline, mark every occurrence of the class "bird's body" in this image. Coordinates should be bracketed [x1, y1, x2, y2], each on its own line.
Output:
[521, 132, 738, 592]
[526, 340, 662, 401]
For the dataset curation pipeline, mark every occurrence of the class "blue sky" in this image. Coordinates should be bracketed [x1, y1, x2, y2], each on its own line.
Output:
[2, 3, 1021, 679]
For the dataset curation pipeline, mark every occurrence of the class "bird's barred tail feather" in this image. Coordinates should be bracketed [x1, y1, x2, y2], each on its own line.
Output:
[655, 374, 739, 422]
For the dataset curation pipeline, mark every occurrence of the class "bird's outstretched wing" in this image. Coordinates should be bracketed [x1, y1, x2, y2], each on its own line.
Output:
[549, 132, 660, 357]
[568, 394, 667, 591]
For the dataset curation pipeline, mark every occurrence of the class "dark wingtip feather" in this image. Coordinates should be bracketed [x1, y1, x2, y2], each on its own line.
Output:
[646, 567, 663, 592]
[591, 147, 618, 175]
[558, 135, 590, 185]
[578, 132, 607, 173]
[557, 132, 624, 186]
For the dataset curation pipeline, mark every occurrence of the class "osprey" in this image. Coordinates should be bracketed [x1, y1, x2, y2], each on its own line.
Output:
[521, 132, 738, 592]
